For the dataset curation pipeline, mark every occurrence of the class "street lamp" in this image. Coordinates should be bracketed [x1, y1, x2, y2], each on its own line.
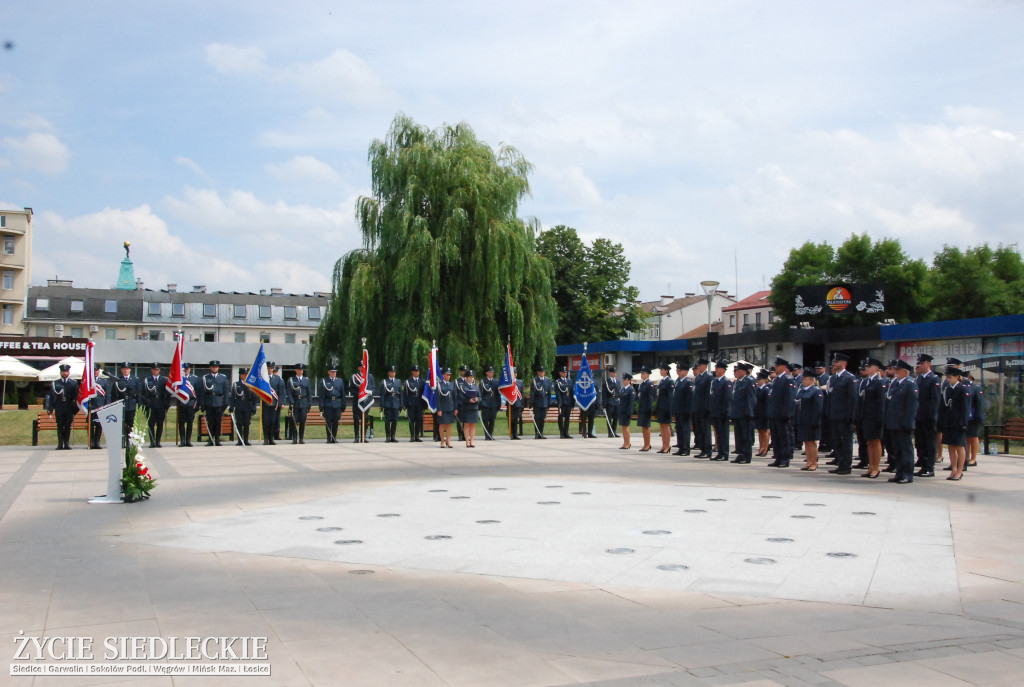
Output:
[700, 280, 720, 332]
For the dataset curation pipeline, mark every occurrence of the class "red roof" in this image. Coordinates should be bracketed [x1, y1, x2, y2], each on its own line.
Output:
[722, 290, 772, 312]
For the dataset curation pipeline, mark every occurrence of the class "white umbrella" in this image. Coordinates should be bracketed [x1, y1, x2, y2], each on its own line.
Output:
[37, 356, 86, 382]
[0, 355, 41, 409]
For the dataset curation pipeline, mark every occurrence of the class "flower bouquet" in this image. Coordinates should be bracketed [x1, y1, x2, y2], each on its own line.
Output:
[122, 408, 157, 502]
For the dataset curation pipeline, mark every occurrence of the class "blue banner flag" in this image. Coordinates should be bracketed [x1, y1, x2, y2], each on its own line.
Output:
[244, 343, 276, 405]
[574, 354, 597, 411]
[498, 342, 520, 405]
[422, 346, 441, 413]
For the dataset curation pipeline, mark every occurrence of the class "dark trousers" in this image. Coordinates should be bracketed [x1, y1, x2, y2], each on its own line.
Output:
[509, 407, 523, 438]
[122, 408, 136, 447]
[915, 421, 937, 471]
[889, 428, 915, 481]
[456, 406, 465, 440]
[692, 411, 711, 453]
[353, 406, 371, 442]
[177, 407, 195, 446]
[235, 413, 252, 445]
[558, 404, 572, 437]
[262, 405, 279, 443]
[534, 404, 548, 437]
[819, 416, 832, 451]
[90, 413, 103, 448]
[712, 415, 730, 457]
[291, 405, 309, 443]
[322, 406, 341, 443]
[206, 405, 225, 445]
[383, 407, 400, 441]
[733, 416, 753, 461]
[482, 406, 498, 438]
[674, 413, 691, 450]
[55, 408, 76, 449]
[148, 408, 166, 447]
[407, 407, 423, 440]
[579, 405, 596, 437]
[433, 412, 441, 441]
[769, 417, 792, 462]
[831, 420, 854, 470]
[606, 405, 619, 436]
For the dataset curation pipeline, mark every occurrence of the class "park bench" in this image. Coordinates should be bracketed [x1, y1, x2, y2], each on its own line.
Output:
[196, 414, 236, 442]
[31, 412, 90, 446]
[984, 417, 1024, 455]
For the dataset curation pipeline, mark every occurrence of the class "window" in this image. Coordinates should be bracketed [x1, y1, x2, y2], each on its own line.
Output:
[203, 303, 216, 318]
[104, 300, 117, 313]
[234, 332, 246, 343]
[755, 312, 762, 326]
[259, 332, 270, 343]
[1, 271, 13, 290]
[34, 325, 48, 337]
[105, 328, 116, 340]
[2, 236, 12, 255]
[728, 314, 735, 327]
[742, 313, 749, 325]
[767, 310, 774, 322]
[259, 305, 271, 319]
[147, 302, 161, 316]
[284, 305, 297, 320]
[35, 298, 49, 311]
[171, 302, 185, 317]
[149, 330, 162, 341]
[70, 299, 83, 312]
[233, 304, 245, 318]
[70, 327, 84, 338]
[308, 306, 321, 320]
[0, 215, 5, 227]
[203, 331, 216, 342]
[285, 333, 296, 344]
[1, 304, 13, 325]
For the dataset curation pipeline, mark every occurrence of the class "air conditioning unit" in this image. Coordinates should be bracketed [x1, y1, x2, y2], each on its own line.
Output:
[89, 325, 99, 333]
[54, 324, 64, 332]
[603, 354, 616, 366]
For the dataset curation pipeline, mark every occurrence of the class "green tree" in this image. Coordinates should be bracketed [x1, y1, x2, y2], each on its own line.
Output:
[768, 241, 834, 328]
[925, 244, 1024, 321]
[310, 113, 557, 376]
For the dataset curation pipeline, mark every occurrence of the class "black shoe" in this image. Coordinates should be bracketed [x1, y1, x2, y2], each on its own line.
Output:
[156, 442, 162, 448]
[236, 441, 243, 446]
[186, 441, 193, 447]
[214, 440, 221, 446]
[206, 441, 214, 447]
[888, 477, 911, 484]
[695, 452, 711, 459]
[915, 470, 934, 477]
[712, 455, 729, 461]
[673, 450, 687, 456]
[883, 466, 896, 473]
[776, 462, 790, 468]
[826, 451, 837, 457]
[829, 468, 852, 475]
[855, 462, 869, 469]
[415, 438, 423, 442]
[826, 459, 839, 466]
[767, 460, 781, 467]
[511, 436, 520, 440]
[736, 459, 751, 464]
[730, 457, 743, 463]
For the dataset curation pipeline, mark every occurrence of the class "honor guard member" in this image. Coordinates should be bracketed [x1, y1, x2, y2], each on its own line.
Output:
[402, 365, 425, 442]
[671, 363, 693, 456]
[794, 369, 824, 470]
[228, 369, 257, 446]
[730, 363, 756, 464]
[914, 353, 940, 476]
[480, 365, 501, 439]
[436, 368, 457, 447]
[509, 368, 525, 439]
[261, 361, 286, 445]
[319, 365, 346, 443]
[857, 358, 886, 478]
[89, 362, 111, 449]
[601, 366, 621, 437]
[531, 366, 552, 438]
[289, 364, 312, 444]
[815, 361, 833, 454]
[379, 365, 402, 443]
[852, 360, 871, 469]
[554, 366, 574, 438]
[826, 353, 858, 474]
[655, 362, 674, 452]
[940, 364, 970, 480]
[690, 359, 713, 458]
[270, 363, 286, 440]
[766, 357, 797, 468]
[46, 363, 79, 450]
[635, 366, 655, 451]
[754, 370, 772, 456]
[199, 360, 229, 446]
[884, 359, 919, 483]
[176, 362, 199, 447]
[617, 372, 636, 449]
[709, 360, 734, 460]
[110, 362, 139, 445]
[452, 365, 468, 441]
[350, 361, 375, 442]
[141, 363, 170, 448]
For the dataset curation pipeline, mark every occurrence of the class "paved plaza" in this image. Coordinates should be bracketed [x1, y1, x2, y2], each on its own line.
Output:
[3, 436, 1024, 686]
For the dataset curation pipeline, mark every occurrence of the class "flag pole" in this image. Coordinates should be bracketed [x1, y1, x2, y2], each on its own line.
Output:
[361, 337, 367, 443]
[507, 335, 513, 439]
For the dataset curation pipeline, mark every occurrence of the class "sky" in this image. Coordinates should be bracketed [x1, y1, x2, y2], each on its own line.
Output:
[2, 1, 1023, 302]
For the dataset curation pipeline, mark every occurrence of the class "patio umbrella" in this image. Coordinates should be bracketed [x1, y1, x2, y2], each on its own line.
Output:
[37, 356, 86, 382]
[0, 355, 41, 409]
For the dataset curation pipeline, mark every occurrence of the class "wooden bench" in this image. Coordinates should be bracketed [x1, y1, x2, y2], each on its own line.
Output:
[31, 412, 90, 446]
[196, 414, 235, 442]
[984, 417, 1024, 455]
[284, 408, 435, 438]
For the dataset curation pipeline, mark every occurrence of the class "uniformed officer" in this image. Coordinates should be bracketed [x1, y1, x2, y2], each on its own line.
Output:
[617, 372, 636, 449]
[940, 365, 969, 480]
[766, 357, 797, 468]
[288, 363, 312, 444]
[826, 353, 858, 475]
[815, 361, 832, 454]
[965, 371, 984, 469]
[794, 369, 823, 470]
[436, 367, 456, 448]
[319, 364, 346, 443]
[270, 363, 286, 441]
[46, 363, 79, 450]
[855, 358, 886, 478]
[262, 361, 286, 445]
[479, 365, 500, 440]
[636, 366, 655, 451]
[110, 362, 139, 445]
[690, 359, 713, 458]
[709, 360, 734, 461]
[199, 360, 229, 446]
[176, 362, 199, 447]
[379, 365, 402, 443]
[754, 370, 772, 456]
[140, 364, 170, 448]
[455, 365, 469, 441]
[509, 368, 525, 439]
[89, 362, 111, 449]
[730, 363, 756, 464]
[531, 366, 552, 438]
[655, 362, 674, 453]
[350, 360, 375, 442]
[914, 353, 940, 477]
[671, 363, 693, 456]
[884, 359, 919, 483]
[601, 366, 621, 438]
[228, 369, 257, 446]
[554, 366, 574, 439]
[402, 365, 425, 442]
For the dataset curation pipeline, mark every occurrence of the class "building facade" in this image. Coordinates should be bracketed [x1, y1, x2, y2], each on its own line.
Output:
[0, 207, 32, 337]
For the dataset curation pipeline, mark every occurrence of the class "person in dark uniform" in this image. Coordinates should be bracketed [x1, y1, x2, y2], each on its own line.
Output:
[270, 364, 286, 440]
[815, 361, 832, 454]
[176, 362, 199, 447]
[754, 370, 771, 456]
[403, 365, 426, 442]
[655, 362, 674, 453]
[852, 360, 871, 469]
[553, 366, 574, 439]
[730, 363, 756, 464]
[140, 363, 169, 448]
[709, 360, 733, 461]
[288, 363, 312, 444]
[46, 363, 79, 450]
[509, 368, 525, 439]
[110, 362, 139, 446]
[350, 360, 375, 442]
[200, 360, 229, 446]
[617, 372, 635, 449]
[794, 369, 823, 470]
[827, 353, 858, 474]
[671, 363, 693, 456]
[855, 358, 885, 478]
[914, 353, 940, 477]
[531, 366, 552, 438]
[965, 372, 984, 469]
[454, 365, 469, 441]
[690, 359, 713, 458]
[379, 365, 402, 443]
[89, 362, 110, 449]
[318, 365, 346, 443]
[940, 366, 969, 480]
[601, 367, 621, 438]
[881, 361, 897, 470]
[262, 361, 286, 445]
[636, 366, 655, 452]
[479, 365, 500, 440]
[884, 359, 918, 484]
[436, 368, 456, 448]
[766, 357, 797, 468]
[459, 369, 481, 446]
[229, 369, 257, 446]
[936, 356, 962, 465]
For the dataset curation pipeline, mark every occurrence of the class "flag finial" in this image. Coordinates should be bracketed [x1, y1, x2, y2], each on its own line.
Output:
[583, 341, 588, 354]
[361, 337, 367, 348]
[432, 339, 436, 348]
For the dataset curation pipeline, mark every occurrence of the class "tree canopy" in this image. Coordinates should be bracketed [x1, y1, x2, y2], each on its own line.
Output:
[925, 244, 1024, 321]
[535, 225, 645, 344]
[310, 113, 557, 376]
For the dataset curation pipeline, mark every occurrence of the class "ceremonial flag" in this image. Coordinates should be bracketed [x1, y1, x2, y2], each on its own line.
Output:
[422, 345, 441, 413]
[166, 333, 190, 403]
[244, 344, 276, 404]
[498, 341, 520, 405]
[574, 353, 597, 411]
[358, 347, 373, 412]
[76, 340, 98, 412]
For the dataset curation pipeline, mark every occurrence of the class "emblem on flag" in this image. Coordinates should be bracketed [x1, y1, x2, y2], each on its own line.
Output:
[76, 340, 98, 413]
[498, 341, 520, 405]
[358, 346, 373, 412]
[166, 332, 190, 403]
[574, 345, 597, 411]
[244, 343, 277, 405]
[422, 344, 441, 413]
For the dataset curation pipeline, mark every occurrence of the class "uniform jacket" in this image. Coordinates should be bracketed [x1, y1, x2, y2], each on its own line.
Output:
[690, 370, 713, 413]
[228, 381, 258, 415]
[636, 378, 655, 414]
[47, 377, 80, 414]
[617, 383, 636, 421]
[403, 376, 425, 410]
[915, 370, 941, 426]
[111, 374, 139, 413]
[141, 374, 170, 411]
[709, 374, 734, 418]
[200, 372, 229, 409]
[656, 376, 673, 413]
[884, 376, 918, 432]
[378, 376, 403, 410]
[288, 375, 312, 410]
[480, 376, 501, 409]
[531, 376, 552, 408]
[318, 377, 347, 410]
[264, 374, 286, 410]
[967, 380, 985, 424]
[856, 375, 885, 426]
[826, 369, 857, 422]
[795, 384, 823, 427]
[671, 376, 693, 417]
[601, 375, 620, 409]
[437, 379, 456, 413]
[939, 382, 969, 431]
[729, 375, 756, 420]
[766, 372, 797, 419]
[554, 376, 574, 407]
[511, 379, 525, 408]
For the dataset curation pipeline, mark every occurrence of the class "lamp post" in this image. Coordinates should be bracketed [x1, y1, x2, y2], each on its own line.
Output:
[700, 280, 720, 333]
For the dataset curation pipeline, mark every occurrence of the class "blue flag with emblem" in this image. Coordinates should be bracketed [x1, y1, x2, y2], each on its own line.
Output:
[243, 343, 276, 405]
[574, 353, 597, 411]
[422, 345, 442, 413]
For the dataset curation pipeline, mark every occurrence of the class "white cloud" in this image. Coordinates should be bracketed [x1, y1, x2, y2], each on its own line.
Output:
[265, 155, 342, 184]
[205, 43, 267, 76]
[1, 131, 70, 175]
[174, 157, 215, 184]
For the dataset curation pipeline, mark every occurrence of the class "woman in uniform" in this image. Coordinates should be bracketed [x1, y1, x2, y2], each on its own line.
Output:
[754, 370, 771, 456]
[436, 368, 456, 448]
[460, 369, 481, 447]
[940, 366, 969, 480]
[617, 372, 635, 450]
[636, 366, 655, 452]
[795, 369, 824, 471]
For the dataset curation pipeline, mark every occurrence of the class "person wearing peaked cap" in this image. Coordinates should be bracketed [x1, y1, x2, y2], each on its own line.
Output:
[45, 361, 79, 450]
[554, 365, 574, 439]
[709, 358, 733, 460]
[200, 360, 229, 446]
[913, 352, 941, 475]
[883, 356, 919, 484]
[766, 357, 797, 468]
[671, 362, 693, 455]
[260, 360, 286, 445]
[795, 368, 824, 470]
[965, 370, 985, 470]
[459, 368, 481, 446]
[110, 362, 140, 445]
[287, 363, 312, 444]
[635, 365, 655, 451]
[754, 368, 772, 456]
[654, 363, 674, 452]
[318, 364, 346, 443]
[454, 365, 470, 441]
[436, 367, 456, 448]
[403, 364, 426, 442]
[379, 363, 402, 443]
[89, 361, 111, 448]
[832, 352, 851, 363]
[531, 365, 552, 438]
[174, 361, 199, 448]
[774, 357, 789, 368]
[729, 361, 756, 464]
[229, 367, 257, 446]
[855, 357, 885, 478]
[690, 358, 713, 458]
[508, 367, 526, 439]
[602, 366, 622, 438]
[141, 363, 170, 448]
[349, 359, 375, 443]
[479, 364, 500, 440]
[616, 371, 636, 450]
[946, 357, 963, 367]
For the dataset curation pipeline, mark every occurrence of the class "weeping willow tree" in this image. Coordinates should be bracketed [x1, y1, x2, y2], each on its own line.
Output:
[310, 113, 557, 377]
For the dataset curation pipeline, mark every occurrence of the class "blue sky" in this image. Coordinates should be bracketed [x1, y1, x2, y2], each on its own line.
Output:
[2, 1, 1022, 300]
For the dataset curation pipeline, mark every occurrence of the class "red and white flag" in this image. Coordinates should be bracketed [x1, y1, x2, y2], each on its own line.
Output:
[166, 332, 190, 403]
[76, 340, 97, 412]
[358, 347, 373, 412]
